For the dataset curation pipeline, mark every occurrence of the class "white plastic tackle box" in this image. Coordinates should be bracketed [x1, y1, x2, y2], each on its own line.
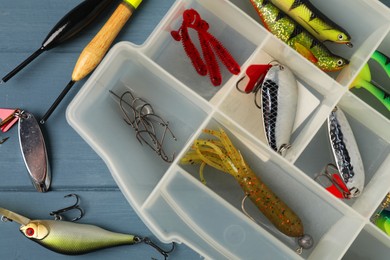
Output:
[66, 0, 390, 259]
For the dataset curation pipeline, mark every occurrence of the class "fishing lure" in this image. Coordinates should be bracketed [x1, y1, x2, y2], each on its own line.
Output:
[1, 0, 116, 84]
[325, 107, 364, 198]
[372, 193, 390, 236]
[371, 50, 390, 78]
[249, 0, 349, 72]
[0, 109, 51, 191]
[268, 0, 352, 46]
[18, 110, 51, 192]
[376, 209, 390, 235]
[0, 206, 174, 257]
[350, 51, 390, 111]
[171, 9, 241, 86]
[180, 128, 313, 251]
[236, 63, 298, 155]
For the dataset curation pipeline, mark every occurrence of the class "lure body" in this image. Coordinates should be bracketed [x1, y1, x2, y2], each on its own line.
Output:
[260, 65, 298, 154]
[20, 220, 137, 255]
[249, 0, 348, 71]
[268, 0, 351, 45]
[18, 111, 51, 192]
[327, 107, 364, 198]
[181, 129, 304, 237]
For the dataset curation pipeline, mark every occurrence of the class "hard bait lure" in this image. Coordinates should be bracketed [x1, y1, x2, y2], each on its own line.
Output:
[249, 0, 349, 72]
[0, 207, 174, 258]
[236, 63, 298, 155]
[180, 128, 313, 251]
[268, 0, 352, 46]
[0, 110, 51, 192]
[327, 107, 364, 198]
[40, 0, 143, 124]
[1, 0, 116, 84]
[171, 9, 241, 86]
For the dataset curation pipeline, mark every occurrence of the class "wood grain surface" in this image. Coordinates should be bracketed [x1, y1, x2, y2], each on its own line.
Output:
[0, 1, 200, 259]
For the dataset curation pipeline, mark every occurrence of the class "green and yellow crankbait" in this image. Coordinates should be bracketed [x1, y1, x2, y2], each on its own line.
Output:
[268, 0, 352, 46]
[0, 207, 173, 257]
[250, 0, 349, 71]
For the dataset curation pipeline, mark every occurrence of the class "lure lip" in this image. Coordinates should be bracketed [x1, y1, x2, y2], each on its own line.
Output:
[0, 208, 31, 225]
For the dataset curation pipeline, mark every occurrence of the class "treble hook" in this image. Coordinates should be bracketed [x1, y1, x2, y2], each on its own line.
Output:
[49, 194, 84, 222]
[141, 237, 175, 260]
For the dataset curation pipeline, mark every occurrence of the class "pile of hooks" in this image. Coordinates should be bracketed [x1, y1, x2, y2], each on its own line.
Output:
[110, 90, 177, 163]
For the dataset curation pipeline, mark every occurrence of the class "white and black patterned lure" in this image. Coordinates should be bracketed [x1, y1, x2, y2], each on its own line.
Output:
[327, 107, 364, 198]
[237, 63, 298, 156]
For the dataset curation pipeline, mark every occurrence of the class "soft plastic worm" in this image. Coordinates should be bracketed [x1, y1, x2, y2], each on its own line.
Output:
[268, 0, 352, 46]
[180, 128, 304, 238]
[171, 25, 207, 76]
[249, 0, 349, 71]
[198, 31, 222, 86]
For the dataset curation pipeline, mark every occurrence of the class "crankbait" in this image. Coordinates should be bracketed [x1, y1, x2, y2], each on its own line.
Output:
[171, 9, 241, 86]
[0, 109, 51, 192]
[180, 128, 313, 251]
[0, 207, 174, 258]
[350, 51, 390, 111]
[1, 0, 115, 84]
[236, 63, 298, 155]
[326, 107, 364, 198]
[249, 0, 349, 72]
[268, 0, 352, 46]
[40, 0, 144, 124]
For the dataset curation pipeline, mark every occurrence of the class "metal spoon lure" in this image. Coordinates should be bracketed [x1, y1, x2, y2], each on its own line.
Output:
[17, 110, 51, 192]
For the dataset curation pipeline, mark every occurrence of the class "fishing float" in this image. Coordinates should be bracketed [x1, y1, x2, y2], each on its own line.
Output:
[40, 0, 143, 124]
[0, 0, 116, 84]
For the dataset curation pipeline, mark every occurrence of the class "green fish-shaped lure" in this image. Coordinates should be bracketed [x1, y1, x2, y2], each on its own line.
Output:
[250, 0, 349, 72]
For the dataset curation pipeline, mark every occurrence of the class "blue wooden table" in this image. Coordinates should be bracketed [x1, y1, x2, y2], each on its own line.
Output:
[0, 0, 200, 259]
[1, 0, 390, 259]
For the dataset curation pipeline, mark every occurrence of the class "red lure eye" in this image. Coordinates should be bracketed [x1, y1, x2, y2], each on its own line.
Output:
[26, 227, 35, 237]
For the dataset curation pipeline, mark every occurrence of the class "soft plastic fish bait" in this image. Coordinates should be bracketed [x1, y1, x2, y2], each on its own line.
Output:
[0, 207, 174, 257]
[171, 9, 240, 86]
[371, 50, 390, 78]
[249, 0, 349, 71]
[180, 128, 313, 251]
[268, 0, 352, 46]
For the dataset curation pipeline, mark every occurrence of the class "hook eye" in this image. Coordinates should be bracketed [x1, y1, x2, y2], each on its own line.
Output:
[49, 194, 84, 222]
